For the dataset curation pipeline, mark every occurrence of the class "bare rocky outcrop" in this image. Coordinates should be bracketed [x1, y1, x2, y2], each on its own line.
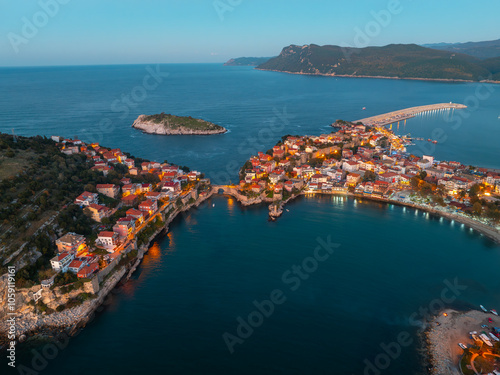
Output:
[132, 115, 227, 135]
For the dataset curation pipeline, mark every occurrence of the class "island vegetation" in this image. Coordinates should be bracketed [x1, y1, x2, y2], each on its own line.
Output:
[132, 113, 227, 135]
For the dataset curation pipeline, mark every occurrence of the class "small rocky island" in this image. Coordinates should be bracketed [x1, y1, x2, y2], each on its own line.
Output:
[132, 113, 227, 135]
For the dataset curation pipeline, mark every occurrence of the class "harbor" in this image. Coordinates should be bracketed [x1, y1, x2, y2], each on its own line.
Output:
[355, 103, 468, 127]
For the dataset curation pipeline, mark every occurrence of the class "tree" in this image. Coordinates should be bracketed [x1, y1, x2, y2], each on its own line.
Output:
[469, 184, 481, 198]
[472, 202, 483, 216]
[410, 177, 420, 189]
[363, 171, 377, 182]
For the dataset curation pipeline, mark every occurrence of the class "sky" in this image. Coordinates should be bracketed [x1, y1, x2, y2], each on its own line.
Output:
[1, 0, 499, 67]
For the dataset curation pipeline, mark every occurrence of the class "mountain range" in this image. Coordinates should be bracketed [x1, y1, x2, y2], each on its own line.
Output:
[225, 38, 500, 82]
[422, 38, 500, 59]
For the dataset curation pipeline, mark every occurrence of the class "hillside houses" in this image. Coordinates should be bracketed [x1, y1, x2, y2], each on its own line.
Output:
[48, 135, 205, 279]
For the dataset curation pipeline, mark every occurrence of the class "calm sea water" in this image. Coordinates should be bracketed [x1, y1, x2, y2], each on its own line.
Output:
[1, 64, 499, 374]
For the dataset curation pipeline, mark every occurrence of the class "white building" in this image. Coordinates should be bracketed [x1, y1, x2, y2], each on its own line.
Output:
[50, 252, 75, 272]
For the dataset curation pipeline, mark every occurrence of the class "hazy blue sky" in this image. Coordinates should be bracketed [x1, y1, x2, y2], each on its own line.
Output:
[1, 0, 499, 66]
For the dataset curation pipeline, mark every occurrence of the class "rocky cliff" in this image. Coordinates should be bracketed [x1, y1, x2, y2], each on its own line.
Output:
[132, 114, 227, 135]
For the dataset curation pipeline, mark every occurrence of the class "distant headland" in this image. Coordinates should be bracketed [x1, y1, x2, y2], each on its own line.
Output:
[227, 43, 500, 83]
[132, 113, 227, 135]
[224, 57, 273, 66]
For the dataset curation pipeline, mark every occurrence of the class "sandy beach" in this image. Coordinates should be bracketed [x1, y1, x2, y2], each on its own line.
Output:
[426, 309, 500, 375]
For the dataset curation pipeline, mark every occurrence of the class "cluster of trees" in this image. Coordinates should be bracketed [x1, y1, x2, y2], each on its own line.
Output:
[137, 217, 164, 247]
[14, 233, 56, 288]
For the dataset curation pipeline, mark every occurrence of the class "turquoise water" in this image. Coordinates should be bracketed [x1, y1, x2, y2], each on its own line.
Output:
[1, 65, 499, 374]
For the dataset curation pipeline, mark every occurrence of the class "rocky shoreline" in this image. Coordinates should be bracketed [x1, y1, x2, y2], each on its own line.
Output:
[0, 190, 214, 349]
[132, 115, 227, 135]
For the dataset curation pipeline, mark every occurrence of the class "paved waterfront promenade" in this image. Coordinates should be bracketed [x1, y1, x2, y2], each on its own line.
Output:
[355, 103, 467, 127]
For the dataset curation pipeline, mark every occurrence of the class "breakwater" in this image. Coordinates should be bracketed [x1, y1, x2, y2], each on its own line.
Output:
[355, 103, 467, 127]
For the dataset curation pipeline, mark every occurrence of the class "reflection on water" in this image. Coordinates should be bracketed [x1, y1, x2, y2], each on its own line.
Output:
[227, 197, 235, 214]
[143, 242, 162, 265]
[165, 232, 176, 254]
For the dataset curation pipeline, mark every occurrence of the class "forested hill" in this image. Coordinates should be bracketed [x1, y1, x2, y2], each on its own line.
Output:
[256, 44, 500, 81]
[224, 57, 273, 66]
[423, 38, 500, 60]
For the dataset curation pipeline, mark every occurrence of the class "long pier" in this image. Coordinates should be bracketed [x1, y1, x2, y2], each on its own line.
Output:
[354, 103, 467, 127]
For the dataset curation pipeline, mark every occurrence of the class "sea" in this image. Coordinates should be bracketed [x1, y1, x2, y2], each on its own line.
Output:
[1, 64, 499, 375]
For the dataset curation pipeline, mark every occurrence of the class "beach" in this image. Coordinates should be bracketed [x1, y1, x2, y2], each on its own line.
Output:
[426, 309, 500, 375]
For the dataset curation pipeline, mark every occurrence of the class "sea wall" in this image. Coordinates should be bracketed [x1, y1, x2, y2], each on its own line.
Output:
[0, 188, 215, 346]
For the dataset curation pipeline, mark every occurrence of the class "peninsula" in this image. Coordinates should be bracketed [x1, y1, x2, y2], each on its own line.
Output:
[256, 43, 500, 82]
[1, 105, 500, 368]
[0, 133, 213, 346]
[132, 113, 227, 135]
[215, 103, 500, 245]
[224, 57, 272, 66]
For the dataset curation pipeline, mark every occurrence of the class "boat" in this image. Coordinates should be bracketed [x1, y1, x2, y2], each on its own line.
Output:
[432, 140, 437, 144]
[482, 324, 489, 328]
[489, 333, 500, 342]
[479, 333, 493, 347]
[481, 305, 488, 312]
[491, 309, 498, 316]
[286, 209, 289, 212]
[362, 107, 366, 110]
[489, 318, 493, 323]
[212, 204, 215, 207]
[471, 334, 480, 341]
[458, 343, 467, 350]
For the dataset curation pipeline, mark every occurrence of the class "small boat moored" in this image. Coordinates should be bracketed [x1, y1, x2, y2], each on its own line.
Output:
[491, 309, 498, 316]
[480, 305, 488, 312]
[479, 333, 493, 347]
[489, 332, 500, 342]
[458, 343, 467, 350]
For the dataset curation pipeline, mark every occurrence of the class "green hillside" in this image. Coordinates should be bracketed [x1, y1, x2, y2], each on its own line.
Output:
[257, 44, 500, 81]
[224, 57, 273, 66]
[424, 38, 500, 59]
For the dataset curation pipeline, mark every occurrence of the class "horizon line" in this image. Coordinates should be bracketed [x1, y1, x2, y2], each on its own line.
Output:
[0, 61, 232, 69]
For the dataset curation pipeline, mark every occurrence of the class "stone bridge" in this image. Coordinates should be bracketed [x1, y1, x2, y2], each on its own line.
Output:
[212, 185, 239, 195]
